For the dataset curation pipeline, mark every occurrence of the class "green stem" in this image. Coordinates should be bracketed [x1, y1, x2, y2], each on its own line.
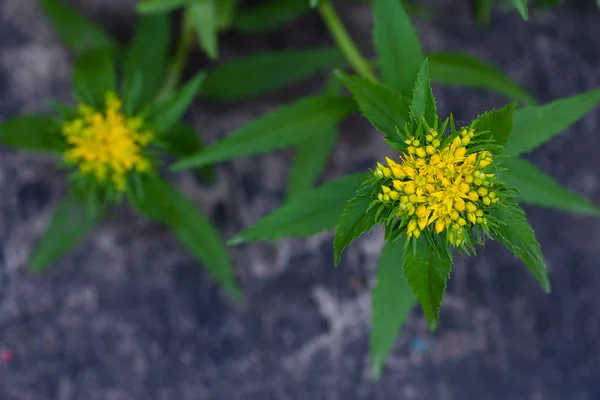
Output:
[318, 1, 377, 82]
[157, 10, 195, 101]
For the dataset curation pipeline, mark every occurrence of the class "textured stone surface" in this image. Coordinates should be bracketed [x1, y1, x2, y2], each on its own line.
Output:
[2, 0, 600, 399]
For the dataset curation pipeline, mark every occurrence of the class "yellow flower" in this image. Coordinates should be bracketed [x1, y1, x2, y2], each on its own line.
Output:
[373, 127, 500, 246]
[61, 92, 154, 192]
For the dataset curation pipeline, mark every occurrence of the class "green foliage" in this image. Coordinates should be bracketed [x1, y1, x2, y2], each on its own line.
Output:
[132, 177, 242, 299]
[503, 88, 600, 156]
[409, 59, 437, 126]
[161, 123, 215, 181]
[428, 52, 535, 104]
[172, 95, 355, 169]
[512, 0, 529, 20]
[30, 194, 102, 271]
[501, 158, 600, 216]
[471, 102, 517, 150]
[201, 48, 343, 101]
[229, 173, 367, 244]
[373, 0, 424, 97]
[370, 237, 416, 379]
[137, 0, 189, 13]
[189, 0, 219, 60]
[233, 0, 309, 33]
[491, 201, 550, 292]
[216, 0, 237, 29]
[72, 49, 116, 107]
[39, 0, 118, 54]
[0, 116, 64, 153]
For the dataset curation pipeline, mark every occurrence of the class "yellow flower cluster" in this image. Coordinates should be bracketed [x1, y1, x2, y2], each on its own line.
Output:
[62, 92, 154, 191]
[374, 128, 499, 246]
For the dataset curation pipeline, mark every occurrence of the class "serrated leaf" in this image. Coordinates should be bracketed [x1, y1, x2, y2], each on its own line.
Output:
[229, 173, 367, 244]
[373, 0, 424, 96]
[370, 237, 417, 379]
[410, 59, 437, 126]
[403, 236, 452, 330]
[0, 115, 65, 153]
[233, 0, 309, 34]
[146, 72, 206, 134]
[503, 88, 600, 156]
[30, 194, 102, 272]
[333, 189, 378, 265]
[201, 48, 342, 101]
[471, 102, 516, 150]
[336, 71, 410, 143]
[72, 49, 116, 108]
[501, 157, 600, 216]
[137, 0, 189, 13]
[123, 14, 171, 110]
[189, 0, 219, 60]
[132, 177, 242, 299]
[173, 95, 355, 169]
[428, 52, 535, 104]
[491, 201, 550, 292]
[512, 0, 529, 20]
[39, 0, 117, 55]
[162, 123, 215, 181]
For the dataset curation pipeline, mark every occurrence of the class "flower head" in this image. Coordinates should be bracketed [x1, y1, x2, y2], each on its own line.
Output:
[373, 123, 505, 248]
[61, 92, 154, 192]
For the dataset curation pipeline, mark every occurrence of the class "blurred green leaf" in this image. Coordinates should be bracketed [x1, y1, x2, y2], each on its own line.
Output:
[172, 95, 355, 169]
[471, 102, 516, 151]
[370, 237, 416, 379]
[132, 177, 242, 299]
[233, 0, 309, 33]
[336, 71, 410, 144]
[137, 0, 189, 13]
[491, 201, 550, 292]
[30, 194, 102, 271]
[201, 48, 342, 101]
[123, 14, 171, 110]
[229, 173, 367, 245]
[410, 59, 437, 126]
[216, 0, 237, 28]
[428, 52, 535, 104]
[373, 0, 424, 96]
[403, 235, 451, 331]
[162, 123, 215, 181]
[72, 49, 116, 107]
[475, 0, 493, 27]
[0, 115, 64, 153]
[39, 0, 117, 55]
[512, 0, 529, 20]
[309, 0, 320, 7]
[147, 72, 206, 134]
[333, 187, 378, 265]
[502, 157, 600, 216]
[503, 88, 600, 156]
[189, 0, 219, 60]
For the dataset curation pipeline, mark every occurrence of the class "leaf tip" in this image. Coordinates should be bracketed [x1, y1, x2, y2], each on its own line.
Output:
[369, 356, 384, 380]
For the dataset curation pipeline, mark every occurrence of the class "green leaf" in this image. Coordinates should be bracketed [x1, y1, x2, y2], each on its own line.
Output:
[147, 72, 206, 134]
[216, 0, 237, 29]
[189, 0, 219, 60]
[512, 0, 529, 20]
[162, 123, 215, 181]
[172, 95, 355, 169]
[333, 188, 378, 266]
[335, 72, 410, 142]
[403, 236, 452, 330]
[229, 173, 367, 245]
[123, 14, 171, 110]
[137, 0, 189, 13]
[428, 52, 535, 104]
[410, 59, 437, 126]
[30, 194, 102, 271]
[39, 0, 117, 55]
[503, 88, 600, 156]
[309, 0, 320, 7]
[286, 126, 337, 202]
[501, 158, 600, 216]
[370, 237, 417, 379]
[475, 0, 493, 27]
[0, 115, 64, 153]
[72, 49, 116, 107]
[233, 0, 309, 34]
[491, 201, 550, 292]
[201, 48, 342, 101]
[132, 177, 242, 299]
[471, 102, 516, 150]
[373, 0, 424, 96]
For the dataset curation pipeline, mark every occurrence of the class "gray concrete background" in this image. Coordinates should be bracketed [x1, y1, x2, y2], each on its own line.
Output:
[1, 0, 600, 399]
